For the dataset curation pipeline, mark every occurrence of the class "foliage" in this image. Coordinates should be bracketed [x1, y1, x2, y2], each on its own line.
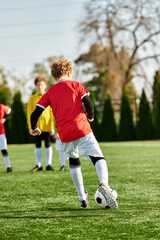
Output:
[0, 85, 12, 106]
[118, 89, 135, 140]
[136, 89, 154, 140]
[88, 87, 99, 139]
[0, 67, 12, 105]
[77, 0, 160, 103]
[10, 91, 29, 143]
[31, 56, 64, 91]
[99, 93, 117, 141]
[152, 70, 160, 120]
[76, 44, 137, 107]
[154, 83, 160, 138]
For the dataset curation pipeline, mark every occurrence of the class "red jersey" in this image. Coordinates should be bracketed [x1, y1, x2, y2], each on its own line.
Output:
[36, 80, 92, 142]
[0, 104, 10, 135]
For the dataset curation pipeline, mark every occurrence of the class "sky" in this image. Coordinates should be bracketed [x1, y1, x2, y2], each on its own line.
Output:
[0, 0, 159, 102]
[0, 0, 88, 78]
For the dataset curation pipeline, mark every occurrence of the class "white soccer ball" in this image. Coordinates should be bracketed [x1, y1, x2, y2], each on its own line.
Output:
[95, 186, 118, 209]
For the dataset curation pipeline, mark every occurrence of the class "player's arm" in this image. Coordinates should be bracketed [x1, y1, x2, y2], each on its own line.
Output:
[0, 108, 12, 124]
[30, 106, 44, 136]
[49, 107, 54, 136]
[82, 95, 94, 122]
[4, 108, 12, 119]
[27, 97, 34, 132]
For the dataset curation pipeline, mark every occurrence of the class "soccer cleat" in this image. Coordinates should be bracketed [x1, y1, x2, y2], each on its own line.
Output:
[98, 183, 118, 210]
[7, 167, 13, 173]
[80, 188, 88, 208]
[31, 165, 43, 172]
[59, 165, 66, 171]
[46, 165, 55, 171]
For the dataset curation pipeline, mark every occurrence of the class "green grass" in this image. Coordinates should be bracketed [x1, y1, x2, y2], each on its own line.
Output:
[0, 142, 159, 240]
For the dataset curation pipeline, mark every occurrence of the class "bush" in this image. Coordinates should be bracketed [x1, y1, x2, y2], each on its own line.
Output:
[99, 93, 117, 141]
[118, 89, 135, 141]
[136, 89, 154, 140]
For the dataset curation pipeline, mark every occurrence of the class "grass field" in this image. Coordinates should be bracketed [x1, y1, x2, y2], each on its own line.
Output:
[0, 141, 159, 240]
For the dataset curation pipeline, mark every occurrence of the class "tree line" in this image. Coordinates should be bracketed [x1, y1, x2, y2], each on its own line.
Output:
[0, 70, 160, 143]
[1, 0, 160, 143]
[90, 70, 160, 141]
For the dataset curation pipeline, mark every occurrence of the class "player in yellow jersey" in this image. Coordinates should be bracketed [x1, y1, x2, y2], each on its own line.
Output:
[27, 76, 55, 171]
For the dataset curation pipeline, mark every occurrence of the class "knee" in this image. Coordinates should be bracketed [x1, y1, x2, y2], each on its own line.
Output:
[35, 143, 41, 148]
[69, 158, 81, 168]
[45, 142, 51, 148]
[1, 150, 8, 156]
[89, 156, 105, 165]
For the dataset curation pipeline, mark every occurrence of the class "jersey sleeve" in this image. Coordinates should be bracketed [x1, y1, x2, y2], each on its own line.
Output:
[36, 92, 50, 109]
[77, 83, 90, 100]
[49, 107, 54, 130]
[27, 97, 33, 130]
[3, 104, 10, 115]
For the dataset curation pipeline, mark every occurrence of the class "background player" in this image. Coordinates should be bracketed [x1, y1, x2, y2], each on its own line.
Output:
[0, 104, 13, 172]
[30, 60, 118, 209]
[27, 76, 55, 171]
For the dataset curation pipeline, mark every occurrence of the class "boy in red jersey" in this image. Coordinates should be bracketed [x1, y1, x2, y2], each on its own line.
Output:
[30, 59, 118, 209]
[0, 104, 13, 172]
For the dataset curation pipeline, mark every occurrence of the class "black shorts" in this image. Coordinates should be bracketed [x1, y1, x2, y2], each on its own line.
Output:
[34, 132, 51, 148]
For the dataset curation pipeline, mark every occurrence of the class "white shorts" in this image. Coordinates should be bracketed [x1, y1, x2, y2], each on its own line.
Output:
[55, 138, 64, 151]
[62, 132, 104, 161]
[0, 134, 7, 150]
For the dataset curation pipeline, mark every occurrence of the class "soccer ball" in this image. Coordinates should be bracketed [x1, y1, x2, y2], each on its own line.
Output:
[95, 186, 118, 209]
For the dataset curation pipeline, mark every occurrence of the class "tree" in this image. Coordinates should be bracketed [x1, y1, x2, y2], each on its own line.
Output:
[99, 93, 117, 141]
[31, 56, 64, 91]
[119, 89, 135, 141]
[0, 67, 12, 105]
[136, 89, 154, 140]
[11, 91, 29, 143]
[77, 0, 160, 95]
[154, 83, 160, 138]
[152, 70, 160, 119]
[88, 87, 99, 139]
[76, 43, 137, 108]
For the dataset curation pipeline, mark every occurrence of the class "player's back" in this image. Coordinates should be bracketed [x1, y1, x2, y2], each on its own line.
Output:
[44, 80, 92, 142]
[48, 80, 84, 127]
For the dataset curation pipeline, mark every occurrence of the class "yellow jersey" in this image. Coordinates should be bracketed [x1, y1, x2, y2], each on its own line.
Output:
[27, 93, 54, 131]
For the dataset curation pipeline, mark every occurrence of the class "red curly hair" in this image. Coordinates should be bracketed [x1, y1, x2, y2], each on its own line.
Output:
[51, 59, 74, 79]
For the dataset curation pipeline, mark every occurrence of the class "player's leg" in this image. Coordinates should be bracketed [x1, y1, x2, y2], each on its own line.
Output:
[31, 135, 43, 171]
[44, 132, 54, 171]
[90, 156, 108, 187]
[55, 139, 66, 170]
[69, 157, 88, 208]
[59, 150, 66, 170]
[79, 132, 118, 209]
[1, 150, 13, 172]
[0, 134, 13, 172]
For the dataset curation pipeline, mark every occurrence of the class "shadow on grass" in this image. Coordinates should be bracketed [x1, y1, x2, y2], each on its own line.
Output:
[0, 207, 104, 219]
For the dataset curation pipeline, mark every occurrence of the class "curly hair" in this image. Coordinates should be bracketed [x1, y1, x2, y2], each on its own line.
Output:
[34, 76, 47, 86]
[51, 59, 73, 79]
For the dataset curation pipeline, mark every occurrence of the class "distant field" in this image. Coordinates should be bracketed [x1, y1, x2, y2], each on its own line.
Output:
[0, 142, 159, 240]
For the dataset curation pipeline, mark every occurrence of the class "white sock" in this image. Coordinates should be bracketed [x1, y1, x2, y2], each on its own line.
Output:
[70, 166, 86, 201]
[59, 150, 65, 166]
[35, 148, 42, 167]
[3, 155, 11, 168]
[45, 146, 52, 166]
[95, 159, 109, 186]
